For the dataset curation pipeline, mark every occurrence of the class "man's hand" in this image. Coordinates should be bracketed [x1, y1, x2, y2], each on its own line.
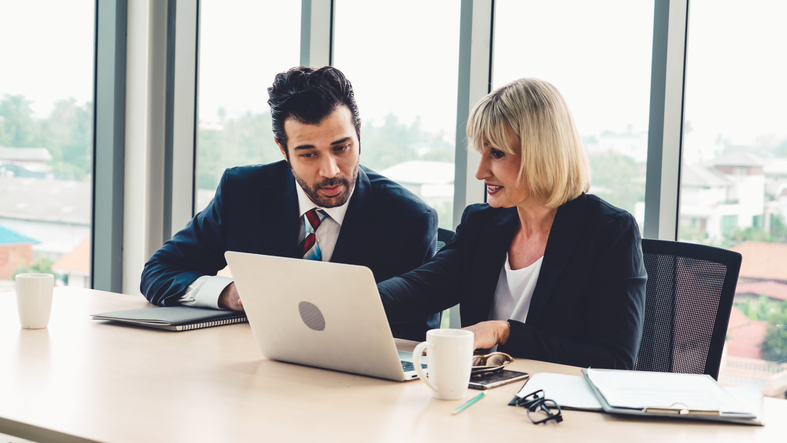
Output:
[462, 320, 510, 350]
[218, 282, 244, 311]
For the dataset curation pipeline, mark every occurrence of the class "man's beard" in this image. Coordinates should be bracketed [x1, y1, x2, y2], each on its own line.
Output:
[293, 162, 359, 208]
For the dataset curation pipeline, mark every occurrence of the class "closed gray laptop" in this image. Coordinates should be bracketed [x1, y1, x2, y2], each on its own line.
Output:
[225, 251, 422, 381]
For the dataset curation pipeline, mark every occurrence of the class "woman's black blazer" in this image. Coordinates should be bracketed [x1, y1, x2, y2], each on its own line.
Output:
[378, 193, 647, 369]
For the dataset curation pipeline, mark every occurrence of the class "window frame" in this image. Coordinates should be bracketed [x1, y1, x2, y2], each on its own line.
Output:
[95, 0, 693, 291]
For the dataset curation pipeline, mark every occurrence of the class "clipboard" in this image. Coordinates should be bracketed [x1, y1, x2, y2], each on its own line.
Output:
[581, 368, 763, 425]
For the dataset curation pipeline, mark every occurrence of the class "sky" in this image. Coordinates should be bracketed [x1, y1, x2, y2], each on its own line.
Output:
[683, 0, 787, 147]
[493, 0, 654, 137]
[0, 0, 95, 117]
[2, 0, 786, 149]
[197, 0, 301, 121]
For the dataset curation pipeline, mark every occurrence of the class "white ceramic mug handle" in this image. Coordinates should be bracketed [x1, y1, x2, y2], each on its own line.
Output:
[412, 342, 437, 392]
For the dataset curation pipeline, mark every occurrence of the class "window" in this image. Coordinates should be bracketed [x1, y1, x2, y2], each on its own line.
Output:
[720, 215, 738, 235]
[196, 0, 301, 213]
[680, 0, 787, 398]
[333, 0, 461, 229]
[493, 0, 654, 225]
[0, 0, 95, 289]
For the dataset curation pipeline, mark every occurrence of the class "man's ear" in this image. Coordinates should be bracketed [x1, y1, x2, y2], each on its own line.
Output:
[356, 120, 362, 154]
[275, 139, 289, 162]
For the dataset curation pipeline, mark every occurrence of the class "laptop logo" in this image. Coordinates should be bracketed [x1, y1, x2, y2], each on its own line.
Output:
[298, 301, 326, 331]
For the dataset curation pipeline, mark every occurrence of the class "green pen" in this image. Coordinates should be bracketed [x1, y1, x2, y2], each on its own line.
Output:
[452, 392, 486, 415]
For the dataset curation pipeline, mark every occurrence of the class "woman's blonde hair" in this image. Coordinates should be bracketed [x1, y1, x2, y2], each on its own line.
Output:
[466, 78, 591, 208]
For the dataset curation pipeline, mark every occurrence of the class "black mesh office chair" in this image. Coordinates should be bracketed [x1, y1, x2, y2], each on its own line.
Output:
[434, 228, 461, 328]
[435, 227, 455, 253]
[634, 239, 742, 380]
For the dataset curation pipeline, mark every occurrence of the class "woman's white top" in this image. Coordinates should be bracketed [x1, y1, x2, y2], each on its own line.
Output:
[489, 252, 543, 324]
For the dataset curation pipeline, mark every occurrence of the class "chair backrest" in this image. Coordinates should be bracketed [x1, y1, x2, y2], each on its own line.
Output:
[634, 239, 742, 379]
[435, 227, 455, 254]
[434, 228, 462, 328]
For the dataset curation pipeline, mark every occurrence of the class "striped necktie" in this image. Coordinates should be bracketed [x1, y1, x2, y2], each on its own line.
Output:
[300, 208, 327, 260]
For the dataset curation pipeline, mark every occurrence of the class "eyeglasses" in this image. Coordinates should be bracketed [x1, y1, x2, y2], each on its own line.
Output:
[508, 389, 563, 425]
[471, 352, 514, 374]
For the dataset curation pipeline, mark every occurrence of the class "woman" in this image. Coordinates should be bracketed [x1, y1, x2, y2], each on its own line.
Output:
[379, 78, 646, 370]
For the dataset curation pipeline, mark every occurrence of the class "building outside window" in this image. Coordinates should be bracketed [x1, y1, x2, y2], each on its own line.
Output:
[680, 0, 787, 398]
[492, 0, 654, 227]
[195, 0, 301, 213]
[0, 0, 95, 290]
[333, 0, 461, 229]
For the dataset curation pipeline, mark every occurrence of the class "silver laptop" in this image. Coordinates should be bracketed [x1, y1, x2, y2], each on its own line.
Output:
[225, 251, 424, 381]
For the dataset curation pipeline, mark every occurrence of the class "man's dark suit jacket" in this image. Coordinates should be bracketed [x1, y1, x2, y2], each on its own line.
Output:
[378, 193, 646, 369]
[141, 160, 439, 341]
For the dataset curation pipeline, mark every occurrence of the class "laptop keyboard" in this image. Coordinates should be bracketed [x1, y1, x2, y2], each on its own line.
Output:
[401, 361, 428, 372]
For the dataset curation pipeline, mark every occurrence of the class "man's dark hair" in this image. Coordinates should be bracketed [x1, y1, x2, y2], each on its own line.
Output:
[267, 66, 361, 155]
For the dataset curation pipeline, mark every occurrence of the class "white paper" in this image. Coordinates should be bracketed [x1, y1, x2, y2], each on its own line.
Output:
[516, 373, 603, 411]
[586, 368, 752, 414]
[724, 384, 765, 425]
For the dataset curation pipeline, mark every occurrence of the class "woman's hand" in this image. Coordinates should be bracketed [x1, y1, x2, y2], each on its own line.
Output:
[463, 320, 510, 350]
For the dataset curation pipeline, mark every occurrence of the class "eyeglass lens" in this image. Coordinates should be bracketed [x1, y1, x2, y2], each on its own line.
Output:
[472, 352, 512, 367]
[516, 389, 544, 409]
[526, 399, 563, 424]
[511, 390, 563, 425]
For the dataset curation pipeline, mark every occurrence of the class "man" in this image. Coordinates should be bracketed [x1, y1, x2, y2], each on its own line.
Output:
[140, 66, 439, 340]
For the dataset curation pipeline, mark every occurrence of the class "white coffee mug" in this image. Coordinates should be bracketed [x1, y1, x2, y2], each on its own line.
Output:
[16, 273, 55, 329]
[413, 329, 474, 400]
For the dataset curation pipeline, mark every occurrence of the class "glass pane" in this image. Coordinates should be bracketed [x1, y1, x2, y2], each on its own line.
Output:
[681, 0, 787, 398]
[333, 0, 461, 229]
[493, 0, 654, 226]
[0, 0, 95, 290]
[196, 0, 301, 212]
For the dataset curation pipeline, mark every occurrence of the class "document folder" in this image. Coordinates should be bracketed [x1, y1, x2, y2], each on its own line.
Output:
[581, 368, 763, 425]
[92, 307, 248, 331]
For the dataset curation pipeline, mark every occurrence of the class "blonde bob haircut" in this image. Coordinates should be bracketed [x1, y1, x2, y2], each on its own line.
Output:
[467, 78, 591, 208]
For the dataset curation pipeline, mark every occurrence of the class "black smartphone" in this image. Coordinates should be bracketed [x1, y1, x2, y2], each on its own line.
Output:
[468, 369, 530, 390]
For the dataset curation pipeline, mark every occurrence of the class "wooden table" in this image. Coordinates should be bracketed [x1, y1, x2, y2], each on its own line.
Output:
[1, 287, 785, 442]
